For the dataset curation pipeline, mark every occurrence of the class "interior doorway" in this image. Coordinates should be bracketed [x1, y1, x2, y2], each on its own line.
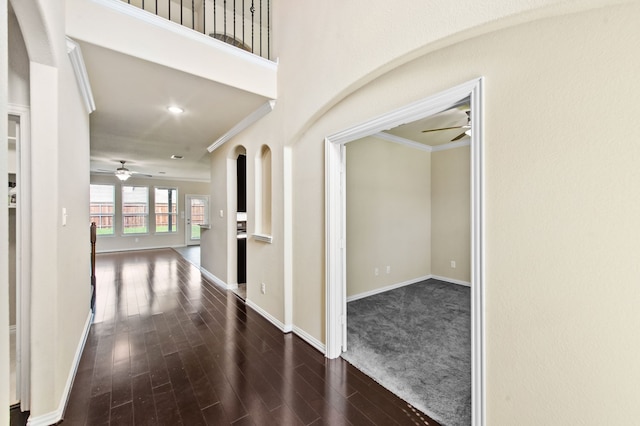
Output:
[185, 194, 209, 246]
[325, 79, 485, 424]
[7, 105, 32, 413]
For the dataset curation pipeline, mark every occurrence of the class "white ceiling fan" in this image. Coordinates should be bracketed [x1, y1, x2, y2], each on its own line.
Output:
[96, 160, 152, 181]
[421, 110, 471, 141]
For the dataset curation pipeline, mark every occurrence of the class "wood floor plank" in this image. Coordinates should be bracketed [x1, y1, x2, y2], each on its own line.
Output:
[63, 249, 437, 425]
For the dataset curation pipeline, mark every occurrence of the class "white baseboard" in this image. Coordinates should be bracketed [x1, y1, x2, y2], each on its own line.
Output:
[199, 267, 228, 290]
[431, 274, 471, 287]
[346, 275, 431, 302]
[347, 274, 470, 303]
[245, 299, 292, 333]
[27, 311, 94, 426]
[293, 326, 326, 354]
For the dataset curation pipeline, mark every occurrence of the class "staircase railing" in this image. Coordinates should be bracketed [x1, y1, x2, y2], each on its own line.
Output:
[121, 0, 271, 60]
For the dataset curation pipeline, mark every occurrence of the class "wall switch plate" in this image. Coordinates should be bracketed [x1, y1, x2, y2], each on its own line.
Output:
[386, 266, 391, 274]
[451, 260, 456, 268]
[62, 208, 67, 226]
[261, 283, 266, 294]
[220, 210, 224, 218]
[374, 268, 379, 276]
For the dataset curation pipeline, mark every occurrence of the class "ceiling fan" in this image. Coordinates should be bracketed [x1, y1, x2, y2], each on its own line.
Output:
[421, 110, 471, 142]
[96, 160, 151, 181]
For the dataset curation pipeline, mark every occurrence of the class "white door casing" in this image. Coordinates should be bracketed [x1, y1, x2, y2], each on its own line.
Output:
[324, 78, 485, 426]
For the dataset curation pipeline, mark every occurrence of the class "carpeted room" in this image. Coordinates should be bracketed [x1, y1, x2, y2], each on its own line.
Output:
[343, 123, 471, 426]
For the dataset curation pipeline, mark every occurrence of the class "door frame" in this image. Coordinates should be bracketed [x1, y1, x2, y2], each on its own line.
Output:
[185, 194, 209, 246]
[324, 78, 485, 425]
[8, 104, 32, 410]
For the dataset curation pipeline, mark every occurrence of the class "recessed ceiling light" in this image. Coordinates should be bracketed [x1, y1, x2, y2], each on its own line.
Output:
[167, 106, 184, 114]
[171, 155, 184, 160]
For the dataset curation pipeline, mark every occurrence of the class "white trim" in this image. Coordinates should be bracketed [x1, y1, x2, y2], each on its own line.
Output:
[96, 244, 185, 254]
[27, 311, 93, 426]
[283, 146, 293, 332]
[245, 299, 292, 333]
[373, 132, 432, 152]
[252, 233, 273, 244]
[65, 37, 96, 114]
[346, 275, 431, 303]
[199, 267, 228, 290]
[430, 274, 471, 287]
[325, 78, 485, 426]
[207, 100, 276, 152]
[8, 103, 31, 410]
[431, 139, 470, 152]
[373, 131, 470, 153]
[293, 326, 326, 354]
[90, 0, 278, 68]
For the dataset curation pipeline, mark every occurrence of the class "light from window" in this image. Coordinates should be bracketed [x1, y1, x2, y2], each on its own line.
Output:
[122, 186, 149, 234]
[90, 184, 115, 235]
[155, 188, 178, 233]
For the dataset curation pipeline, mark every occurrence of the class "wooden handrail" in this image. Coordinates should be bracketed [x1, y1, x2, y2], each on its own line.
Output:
[90, 222, 97, 312]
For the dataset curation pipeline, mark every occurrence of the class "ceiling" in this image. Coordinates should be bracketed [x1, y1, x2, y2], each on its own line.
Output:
[81, 41, 268, 182]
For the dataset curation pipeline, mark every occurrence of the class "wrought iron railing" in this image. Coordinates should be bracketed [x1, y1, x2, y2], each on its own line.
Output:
[122, 0, 271, 60]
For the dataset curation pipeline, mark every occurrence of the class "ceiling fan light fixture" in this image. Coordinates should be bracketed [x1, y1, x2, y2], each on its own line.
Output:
[115, 160, 132, 181]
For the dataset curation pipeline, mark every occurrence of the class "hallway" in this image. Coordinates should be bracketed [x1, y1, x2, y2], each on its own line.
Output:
[61, 249, 435, 425]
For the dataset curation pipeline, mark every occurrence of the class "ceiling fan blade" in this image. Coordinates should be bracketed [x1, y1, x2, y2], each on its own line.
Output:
[451, 132, 468, 142]
[421, 125, 470, 133]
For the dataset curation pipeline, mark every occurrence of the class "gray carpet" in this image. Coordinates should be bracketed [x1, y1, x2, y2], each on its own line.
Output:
[342, 278, 471, 426]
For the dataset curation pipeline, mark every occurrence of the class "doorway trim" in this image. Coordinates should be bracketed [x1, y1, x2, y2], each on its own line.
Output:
[8, 103, 32, 410]
[324, 78, 485, 425]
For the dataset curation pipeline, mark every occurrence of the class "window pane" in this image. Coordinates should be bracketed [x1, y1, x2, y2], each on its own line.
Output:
[155, 188, 178, 233]
[90, 184, 115, 235]
[122, 186, 148, 234]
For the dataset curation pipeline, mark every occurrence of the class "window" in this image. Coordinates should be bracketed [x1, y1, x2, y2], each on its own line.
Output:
[90, 184, 115, 235]
[155, 188, 178, 233]
[122, 186, 149, 234]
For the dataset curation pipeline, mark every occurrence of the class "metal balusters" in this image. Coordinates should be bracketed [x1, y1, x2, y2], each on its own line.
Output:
[250, 0, 255, 54]
[119, 0, 270, 59]
[259, 0, 262, 57]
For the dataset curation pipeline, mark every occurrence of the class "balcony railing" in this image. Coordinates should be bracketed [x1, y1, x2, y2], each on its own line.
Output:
[122, 0, 271, 60]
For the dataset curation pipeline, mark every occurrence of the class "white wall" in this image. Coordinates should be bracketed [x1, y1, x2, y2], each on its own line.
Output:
[345, 137, 431, 297]
[90, 174, 209, 253]
[7, 0, 93, 418]
[1, 0, 9, 421]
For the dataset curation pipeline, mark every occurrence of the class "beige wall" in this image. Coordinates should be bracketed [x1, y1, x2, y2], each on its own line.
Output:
[346, 137, 431, 297]
[286, 2, 640, 424]
[203, 110, 286, 324]
[431, 146, 470, 282]
[90, 174, 209, 253]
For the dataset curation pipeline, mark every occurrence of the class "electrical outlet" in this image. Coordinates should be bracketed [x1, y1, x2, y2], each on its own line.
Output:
[450, 260, 456, 268]
[135, 237, 139, 243]
[374, 268, 379, 276]
[261, 283, 266, 294]
[386, 266, 391, 274]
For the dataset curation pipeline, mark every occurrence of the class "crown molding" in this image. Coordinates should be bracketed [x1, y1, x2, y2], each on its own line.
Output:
[207, 100, 276, 152]
[373, 131, 432, 152]
[66, 37, 96, 113]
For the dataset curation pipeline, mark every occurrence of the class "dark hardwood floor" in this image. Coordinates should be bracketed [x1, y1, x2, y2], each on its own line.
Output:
[59, 249, 437, 425]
